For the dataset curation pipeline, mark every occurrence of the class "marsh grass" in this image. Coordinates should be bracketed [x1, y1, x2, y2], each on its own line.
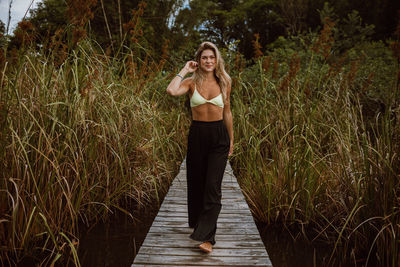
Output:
[229, 39, 400, 265]
[0, 40, 189, 265]
[1, 14, 399, 266]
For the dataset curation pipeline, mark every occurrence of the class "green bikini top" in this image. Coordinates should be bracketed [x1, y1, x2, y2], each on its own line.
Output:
[190, 84, 224, 108]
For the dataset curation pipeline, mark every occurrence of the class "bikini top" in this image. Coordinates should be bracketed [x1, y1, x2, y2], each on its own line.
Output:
[190, 84, 224, 108]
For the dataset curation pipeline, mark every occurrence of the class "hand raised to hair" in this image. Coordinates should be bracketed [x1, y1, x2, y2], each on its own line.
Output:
[184, 61, 198, 73]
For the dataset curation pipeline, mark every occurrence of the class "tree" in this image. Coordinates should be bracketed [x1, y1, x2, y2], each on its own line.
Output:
[278, 0, 309, 35]
[28, 0, 68, 43]
[26, 0, 179, 59]
[174, 0, 285, 59]
[0, 20, 5, 35]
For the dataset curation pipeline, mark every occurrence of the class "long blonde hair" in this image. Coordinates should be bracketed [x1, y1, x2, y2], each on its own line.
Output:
[192, 42, 231, 104]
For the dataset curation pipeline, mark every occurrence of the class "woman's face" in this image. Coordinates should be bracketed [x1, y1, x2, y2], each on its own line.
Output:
[199, 49, 216, 72]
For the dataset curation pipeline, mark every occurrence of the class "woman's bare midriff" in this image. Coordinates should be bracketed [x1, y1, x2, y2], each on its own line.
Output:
[191, 104, 223, 121]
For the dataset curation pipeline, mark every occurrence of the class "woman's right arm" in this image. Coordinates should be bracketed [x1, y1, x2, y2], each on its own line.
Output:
[166, 61, 198, 96]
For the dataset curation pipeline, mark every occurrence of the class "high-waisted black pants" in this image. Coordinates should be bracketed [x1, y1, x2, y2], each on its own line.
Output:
[187, 120, 230, 245]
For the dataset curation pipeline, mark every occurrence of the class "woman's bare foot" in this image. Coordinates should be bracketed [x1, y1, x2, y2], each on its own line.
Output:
[199, 242, 212, 253]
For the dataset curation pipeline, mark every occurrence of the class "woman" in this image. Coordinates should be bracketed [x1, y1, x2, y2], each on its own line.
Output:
[166, 41, 234, 253]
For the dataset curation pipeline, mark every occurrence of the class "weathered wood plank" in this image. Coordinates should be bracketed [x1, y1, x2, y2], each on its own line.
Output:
[133, 265, 263, 267]
[148, 226, 259, 235]
[141, 232, 263, 241]
[161, 194, 243, 201]
[151, 220, 259, 228]
[132, 160, 272, 267]
[159, 202, 251, 210]
[134, 254, 271, 266]
[156, 208, 251, 215]
[170, 183, 241, 189]
[162, 196, 246, 203]
[153, 215, 254, 223]
[141, 239, 265, 249]
[138, 246, 268, 257]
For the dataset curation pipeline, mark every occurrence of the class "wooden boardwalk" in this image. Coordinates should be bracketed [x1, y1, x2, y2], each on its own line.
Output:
[132, 160, 272, 266]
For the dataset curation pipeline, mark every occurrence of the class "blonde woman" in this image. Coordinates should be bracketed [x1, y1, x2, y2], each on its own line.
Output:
[166, 41, 234, 253]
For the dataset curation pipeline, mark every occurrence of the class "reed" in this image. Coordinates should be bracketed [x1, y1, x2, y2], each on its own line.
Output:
[0, 39, 189, 265]
[1, 10, 399, 265]
[230, 37, 400, 265]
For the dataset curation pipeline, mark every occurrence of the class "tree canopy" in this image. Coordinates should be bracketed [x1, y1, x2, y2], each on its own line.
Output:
[5, 0, 400, 59]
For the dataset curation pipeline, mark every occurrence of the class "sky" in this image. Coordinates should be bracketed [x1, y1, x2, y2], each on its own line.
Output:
[0, 0, 42, 34]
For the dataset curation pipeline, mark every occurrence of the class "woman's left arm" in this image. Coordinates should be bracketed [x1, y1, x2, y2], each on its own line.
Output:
[223, 85, 234, 156]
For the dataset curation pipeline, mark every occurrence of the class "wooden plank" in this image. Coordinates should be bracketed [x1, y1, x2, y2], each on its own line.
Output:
[156, 208, 251, 215]
[157, 210, 251, 216]
[141, 239, 265, 249]
[137, 246, 268, 257]
[132, 160, 272, 267]
[162, 196, 246, 203]
[133, 265, 264, 267]
[164, 191, 244, 198]
[153, 215, 254, 223]
[156, 211, 251, 217]
[141, 233, 263, 241]
[160, 202, 251, 210]
[148, 226, 259, 235]
[134, 254, 271, 266]
[151, 220, 258, 228]
[167, 184, 241, 190]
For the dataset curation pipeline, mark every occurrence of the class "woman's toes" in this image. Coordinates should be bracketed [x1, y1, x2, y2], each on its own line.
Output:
[199, 242, 212, 253]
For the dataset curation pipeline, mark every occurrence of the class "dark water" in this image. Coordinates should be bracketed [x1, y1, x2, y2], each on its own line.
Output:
[14, 215, 368, 267]
[257, 223, 379, 267]
[77, 206, 158, 267]
[257, 223, 334, 267]
[76, 210, 345, 267]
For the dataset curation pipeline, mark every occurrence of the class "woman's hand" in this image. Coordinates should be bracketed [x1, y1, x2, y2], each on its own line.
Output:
[228, 141, 233, 156]
[166, 61, 197, 96]
[184, 61, 198, 73]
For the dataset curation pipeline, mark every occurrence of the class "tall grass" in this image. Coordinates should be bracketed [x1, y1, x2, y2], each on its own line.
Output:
[229, 37, 400, 265]
[1, 9, 399, 266]
[0, 40, 189, 265]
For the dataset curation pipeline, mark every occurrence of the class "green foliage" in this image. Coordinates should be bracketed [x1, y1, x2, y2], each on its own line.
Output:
[325, 0, 400, 40]
[320, 4, 375, 53]
[0, 20, 5, 34]
[0, 20, 6, 48]
[229, 32, 400, 266]
[175, 0, 285, 59]
[28, 0, 68, 41]
[338, 10, 375, 50]
[25, 0, 179, 61]
[6, 0, 398, 62]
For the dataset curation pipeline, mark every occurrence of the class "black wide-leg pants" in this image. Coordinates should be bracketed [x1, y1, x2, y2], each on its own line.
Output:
[186, 120, 230, 245]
